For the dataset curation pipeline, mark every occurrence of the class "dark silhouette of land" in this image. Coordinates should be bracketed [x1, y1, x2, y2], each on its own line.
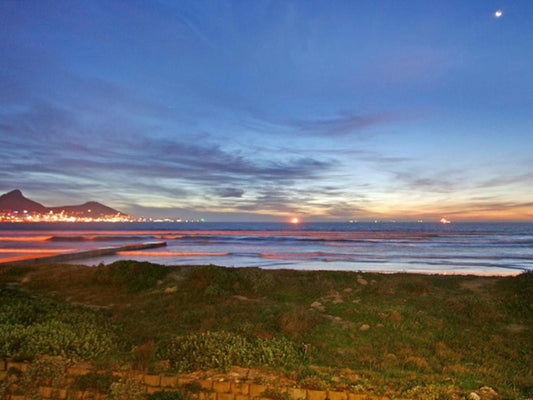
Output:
[0, 189, 125, 217]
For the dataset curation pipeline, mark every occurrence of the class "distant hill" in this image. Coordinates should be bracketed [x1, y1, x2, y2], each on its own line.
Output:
[0, 189, 127, 217]
[0, 189, 47, 213]
[48, 201, 125, 217]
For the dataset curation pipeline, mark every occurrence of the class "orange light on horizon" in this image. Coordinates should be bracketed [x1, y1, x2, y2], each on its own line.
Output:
[290, 217, 299, 224]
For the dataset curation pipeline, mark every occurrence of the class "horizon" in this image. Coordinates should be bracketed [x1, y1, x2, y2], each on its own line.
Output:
[1, 1, 532, 222]
[1, 188, 531, 224]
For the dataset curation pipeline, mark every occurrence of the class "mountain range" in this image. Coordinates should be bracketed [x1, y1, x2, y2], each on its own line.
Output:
[0, 189, 126, 217]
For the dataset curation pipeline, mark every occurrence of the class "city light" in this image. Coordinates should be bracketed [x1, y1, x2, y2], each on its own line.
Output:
[0, 210, 134, 223]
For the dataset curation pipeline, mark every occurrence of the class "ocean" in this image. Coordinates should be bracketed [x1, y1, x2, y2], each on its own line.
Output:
[1, 222, 532, 275]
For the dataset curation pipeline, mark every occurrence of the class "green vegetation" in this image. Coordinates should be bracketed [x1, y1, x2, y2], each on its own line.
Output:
[71, 371, 118, 393]
[18, 358, 68, 400]
[0, 261, 532, 399]
[158, 331, 306, 371]
[93, 260, 170, 293]
[0, 290, 119, 360]
[149, 391, 191, 400]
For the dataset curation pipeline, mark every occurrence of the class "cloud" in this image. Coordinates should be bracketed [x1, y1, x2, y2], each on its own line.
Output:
[215, 188, 245, 198]
[248, 111, 395, 137]
[287, 113, 393, 136]
[476, 174, 533, 189]
[0, 97, 338, 215]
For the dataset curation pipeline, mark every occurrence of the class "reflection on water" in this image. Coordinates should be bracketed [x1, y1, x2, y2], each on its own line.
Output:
[1, 222, 532, 275]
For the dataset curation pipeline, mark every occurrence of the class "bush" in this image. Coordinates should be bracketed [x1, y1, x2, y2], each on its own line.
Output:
[19, 358, 68, 400]
[261, 388, 290, 400]
[108, 377, 146, 400]
[149, 390, 191, 400]
[94, 260, 169, 292]
[71, 372, 118, 393]
[404, 384, 457, 400]
[0, 291, 118, 360]
[157, 331, 306, 371]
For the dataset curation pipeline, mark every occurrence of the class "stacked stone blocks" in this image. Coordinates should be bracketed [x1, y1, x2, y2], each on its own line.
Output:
[1, 359, 410, 400]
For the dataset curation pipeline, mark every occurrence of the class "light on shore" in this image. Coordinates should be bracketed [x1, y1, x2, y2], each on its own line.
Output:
[494, 9, 503, 18]
[291, 217, 299, 224]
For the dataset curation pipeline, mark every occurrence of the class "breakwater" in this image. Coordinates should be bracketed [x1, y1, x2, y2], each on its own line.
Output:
[0, 241, 167, 265]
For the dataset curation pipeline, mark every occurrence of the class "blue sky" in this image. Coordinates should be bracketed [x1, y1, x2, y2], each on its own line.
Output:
[1, 0, 532, 221]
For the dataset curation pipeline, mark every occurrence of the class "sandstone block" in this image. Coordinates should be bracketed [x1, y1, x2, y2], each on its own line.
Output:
[235, 394, 251, 400]
[231, 382, 250, 394]
[39, 386, 54, 398]
[214, 381, 232, 393]
[287, 387, 306, 400]
[200, 391, 217, 400]
[200, 380, 214, 390]
[307, 389, 327, 400]
[327, 391, 347, 400]
[144, 374, 161, 387]
[146, 386, 162, 394]
[249, 384, 268, 398]
[218, 392, 236, 400]
[161, 376, 178, 387]
[347, 394, 367, 400]
[178, 377, 194, 385]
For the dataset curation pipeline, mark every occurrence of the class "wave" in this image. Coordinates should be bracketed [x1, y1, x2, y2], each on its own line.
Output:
[47, 235, 148, 242]
[116, 251, 231, 257]
[0, 248, 74, 254]
[0, 236, 53, 242]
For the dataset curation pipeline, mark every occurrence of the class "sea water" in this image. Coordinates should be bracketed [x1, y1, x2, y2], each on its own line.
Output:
[1, 222, 532, 275]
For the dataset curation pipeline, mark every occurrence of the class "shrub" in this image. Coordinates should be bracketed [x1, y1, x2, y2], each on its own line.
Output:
[149, 390, 191, 400]
[19, 358, 68, 400]
[157, 331, 306, 371]
[94, 260, 169, 292]
[71, 372, 118, 393]
[404, 384, 458, 400]
[261, 388, 290, 400]
[0, 290, 118, 360]
[108, 377, 146, 400]
[299, 375, 329, 390]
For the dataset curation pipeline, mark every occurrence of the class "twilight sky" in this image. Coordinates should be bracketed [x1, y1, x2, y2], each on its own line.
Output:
[1, 1, 532, 221]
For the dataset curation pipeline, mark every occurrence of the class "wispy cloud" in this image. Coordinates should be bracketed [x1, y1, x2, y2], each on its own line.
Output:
[248, 111, 395, 137]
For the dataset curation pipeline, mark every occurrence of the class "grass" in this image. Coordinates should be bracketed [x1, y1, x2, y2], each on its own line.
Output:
[0, 261, 531, 399]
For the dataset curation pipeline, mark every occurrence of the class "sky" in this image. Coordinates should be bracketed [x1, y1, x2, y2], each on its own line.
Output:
[1, 1, 532, 222]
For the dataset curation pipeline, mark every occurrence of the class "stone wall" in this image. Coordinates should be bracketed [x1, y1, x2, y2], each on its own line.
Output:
[1, 359, 409, 400]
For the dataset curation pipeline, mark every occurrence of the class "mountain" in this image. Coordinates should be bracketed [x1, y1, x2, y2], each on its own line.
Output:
[48, 201, 125, 217]
[0, 189, 47, 213]
[0, 189, 127, 217]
